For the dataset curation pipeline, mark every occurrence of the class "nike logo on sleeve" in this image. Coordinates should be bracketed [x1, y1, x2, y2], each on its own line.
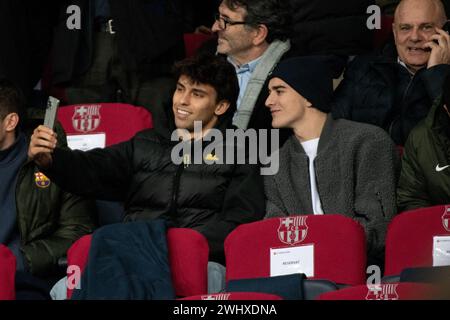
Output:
[436, 164, 450, 172]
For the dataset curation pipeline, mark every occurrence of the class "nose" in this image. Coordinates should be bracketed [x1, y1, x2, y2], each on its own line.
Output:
[177, 91, 190, 106]
[265, 92, 275, 108]
[211, 19, 221, 33]
[410, 26, 421, 42]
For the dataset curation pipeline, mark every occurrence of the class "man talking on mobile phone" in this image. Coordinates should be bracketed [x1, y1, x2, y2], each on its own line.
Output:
[332, 0, 450, 146]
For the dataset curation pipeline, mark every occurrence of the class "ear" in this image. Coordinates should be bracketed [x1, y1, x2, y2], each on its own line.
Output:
[3, 113, 19, 132]
[214, 100, 231, 116]
[252, 24, 269, 46]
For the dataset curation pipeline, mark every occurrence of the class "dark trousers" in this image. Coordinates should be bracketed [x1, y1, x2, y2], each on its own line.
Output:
[15, 271, 57, 300]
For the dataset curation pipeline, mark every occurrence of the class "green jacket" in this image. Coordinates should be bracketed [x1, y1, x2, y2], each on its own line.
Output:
[397, 97, 450, 212]
[15, 110, 96, 277]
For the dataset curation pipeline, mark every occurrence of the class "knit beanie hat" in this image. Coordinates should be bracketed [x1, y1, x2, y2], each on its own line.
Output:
[269, 56, 334, 113]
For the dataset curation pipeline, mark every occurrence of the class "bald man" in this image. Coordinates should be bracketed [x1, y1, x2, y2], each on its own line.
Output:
[332, 0, 450, 146]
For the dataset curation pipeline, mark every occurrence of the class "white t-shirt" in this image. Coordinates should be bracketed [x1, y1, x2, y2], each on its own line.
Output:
[301, 138, 324, 215]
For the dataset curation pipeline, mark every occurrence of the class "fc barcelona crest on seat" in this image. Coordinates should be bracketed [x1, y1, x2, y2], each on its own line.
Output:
[72, 105, 102, 133]
[365, 284, 399, 300]
[443, 206, 450, 232]
[278, 216, 308, 246]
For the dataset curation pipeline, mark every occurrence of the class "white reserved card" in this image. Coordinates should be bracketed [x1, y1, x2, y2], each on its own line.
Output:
[67, 133, 106, 151]
[433, 236, 450, 267]
[270, 244, 314, 277]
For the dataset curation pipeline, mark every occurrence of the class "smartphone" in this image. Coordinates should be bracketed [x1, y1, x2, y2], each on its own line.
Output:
[44, 96, 60, 130]
[434, 21, 450, 44]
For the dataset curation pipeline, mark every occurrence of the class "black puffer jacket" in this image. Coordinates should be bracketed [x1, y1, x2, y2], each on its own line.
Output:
[290, 0, 375, 56]
[332, 45, 450, 145]
[43, 121, 265, 263]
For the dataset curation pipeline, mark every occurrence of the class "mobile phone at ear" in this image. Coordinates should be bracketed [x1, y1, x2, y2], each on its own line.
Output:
[43, 96, 60, 130]
[432, 21, 450, 45]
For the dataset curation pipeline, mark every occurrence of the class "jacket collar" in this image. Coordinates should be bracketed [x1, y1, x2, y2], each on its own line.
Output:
[288, 113, 336, 156]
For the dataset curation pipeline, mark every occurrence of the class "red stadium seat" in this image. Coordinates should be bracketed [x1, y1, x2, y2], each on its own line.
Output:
[183, 33, 215, 58]
[373, 15, 394, 50]
[317, 283, 440, 300]
[66, 234, 92, 299]
[57, 103, 154, 226]
[384, 205, 450, 276]
[66, 228, 209, 299]
[57, 103, 153, 148]
[167, 228, 209, 297]
[0, 245, 16, 300]
[224, 215, 367, 286]
[180, 292, 283, 300]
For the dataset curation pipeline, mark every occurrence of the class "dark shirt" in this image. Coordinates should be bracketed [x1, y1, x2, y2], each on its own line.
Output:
[0, 132, 28, 271]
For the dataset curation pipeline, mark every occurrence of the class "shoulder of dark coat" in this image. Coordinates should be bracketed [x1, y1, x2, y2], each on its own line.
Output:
[333, 118, 395, 145]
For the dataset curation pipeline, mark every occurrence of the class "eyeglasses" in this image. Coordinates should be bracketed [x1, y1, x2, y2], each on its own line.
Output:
[214, 13, 246, 30]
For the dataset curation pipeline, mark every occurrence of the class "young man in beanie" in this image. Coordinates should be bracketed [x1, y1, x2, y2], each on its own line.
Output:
[398, 75, 450, 212]
[264, 57, 400, 267]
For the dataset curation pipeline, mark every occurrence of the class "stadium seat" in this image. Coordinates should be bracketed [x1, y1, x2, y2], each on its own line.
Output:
[317, 283, 441, 300]
[373, 15, 394, 50]
[179, 292, 283, 300]
[224, 215, 367, 287]
[167, 228, 209, 297]
[57, 102, 153, 148]
[183, 33, 215, 58]
[0, 245, 16, 300]
[384, 205, 450, 277]
[66, 228, 209, 299]
[57, 103, 153, 226]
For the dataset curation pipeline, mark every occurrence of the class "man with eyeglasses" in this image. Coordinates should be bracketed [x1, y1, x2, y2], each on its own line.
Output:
[332, 0, 450, 146]
[211, 0, 294, 145]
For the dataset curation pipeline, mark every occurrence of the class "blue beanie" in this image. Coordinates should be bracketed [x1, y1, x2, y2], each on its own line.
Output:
[269, 56, 334, 113]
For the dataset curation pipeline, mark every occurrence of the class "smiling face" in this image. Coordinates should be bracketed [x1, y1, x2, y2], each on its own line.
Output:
[172, 75, 229, 135]
[393, 0, 446, 73]
[265, 77, 312, 129]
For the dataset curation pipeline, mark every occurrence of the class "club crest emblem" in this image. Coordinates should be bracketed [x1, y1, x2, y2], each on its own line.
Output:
[278, 216, 308, 246]
[201, 293, 231, 300]
[72, 105, 101, 133]
[35, 172, 51, 188]
[443, 206, 450, 232]
[366, 284, 399, 300]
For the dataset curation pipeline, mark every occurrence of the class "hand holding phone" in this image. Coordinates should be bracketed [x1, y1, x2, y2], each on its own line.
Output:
[426, 22, 450, 69]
